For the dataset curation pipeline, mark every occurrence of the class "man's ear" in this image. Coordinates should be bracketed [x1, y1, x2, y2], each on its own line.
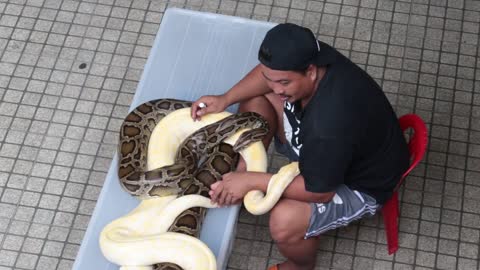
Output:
[307, 64, 317, 81]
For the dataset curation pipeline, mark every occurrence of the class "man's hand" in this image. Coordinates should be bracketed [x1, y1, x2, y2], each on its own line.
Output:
[209, 171, 272, 206]
[191, 95, 229, 121]
[209, 172, 254, 206]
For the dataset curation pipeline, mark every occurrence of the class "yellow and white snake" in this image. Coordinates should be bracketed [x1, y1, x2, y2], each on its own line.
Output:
[99, 99, 300, 270]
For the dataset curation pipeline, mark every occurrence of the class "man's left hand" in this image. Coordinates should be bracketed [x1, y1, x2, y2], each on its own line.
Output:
[209, 172, 253, 206]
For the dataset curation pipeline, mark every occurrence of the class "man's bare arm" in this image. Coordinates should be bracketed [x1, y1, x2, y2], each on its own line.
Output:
[247, 172, 336, 203]
[222, 64, 272, 105]
[191, 64, 272, 119]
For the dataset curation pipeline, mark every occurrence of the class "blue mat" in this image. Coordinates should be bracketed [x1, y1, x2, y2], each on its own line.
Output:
[72, 8, 274, 270]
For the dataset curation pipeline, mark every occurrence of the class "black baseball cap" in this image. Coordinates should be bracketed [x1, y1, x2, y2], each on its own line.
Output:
[258, 23, 336, 71]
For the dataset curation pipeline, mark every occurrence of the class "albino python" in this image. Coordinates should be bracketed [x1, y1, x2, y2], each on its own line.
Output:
[99, 99, 301, 270]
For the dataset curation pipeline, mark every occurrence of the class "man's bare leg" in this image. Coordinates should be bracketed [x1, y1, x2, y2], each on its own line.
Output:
[237, 94, 317, 268]
[236, 93, 285, 171]
[269, 199, 319, 270]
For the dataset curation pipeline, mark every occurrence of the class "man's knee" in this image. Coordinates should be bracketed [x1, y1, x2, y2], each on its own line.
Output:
[269, 199, 311, 243]
[238, 95, 282, 145]
[238, 95, 273, 115]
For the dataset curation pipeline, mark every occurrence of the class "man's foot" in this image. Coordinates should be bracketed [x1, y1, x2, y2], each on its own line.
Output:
[270, 261, 314, 270]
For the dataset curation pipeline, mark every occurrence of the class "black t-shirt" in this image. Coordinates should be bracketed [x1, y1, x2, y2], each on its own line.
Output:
[283, 43, 410, 204]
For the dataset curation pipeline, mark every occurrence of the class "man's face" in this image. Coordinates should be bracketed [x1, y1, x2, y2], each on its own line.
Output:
[260, 64, 318, 104]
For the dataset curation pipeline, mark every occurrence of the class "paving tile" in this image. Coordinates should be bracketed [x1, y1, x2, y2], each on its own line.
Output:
[393, 262, 413, 270]
[438, 239, 458, 255]
[354, 257, 374, 270]
[0, 249, 18, 267]
[332, 253, 353, 269]
[395, 248, 415, 264]
[41, 240, 64, 257]
[0, 1, 479, 269]
[44, 180, 65, 195]
[58, 259, 74, 270]
[374, 260, 393, 270]
[334, 238, 355, 254]
[13, 206, 35, 222]
[15, 253, 39, 269]
[0, 218, 10, 232]
[459, 227, 480, 244]
[398, 232, 417, 249]
[36, 255, 59, 270]
[439, 224, 460, 240]
[355, 240, 375, 257]
[67, 229, 84, 245]
[57, 197, 80, 213]
[21, 237, 44, 254]
[38, 194, 61, 209]
[398, 218, 418, 234]
[441, 209, 461, 225]
[421, 206, 441, 222]
[247, 255, 268, 270]
[2, 234, 24, 251]
[0, 144, 21, 159]
[457, 258, 477, 270]
[30, 162, 51, 178]
[1, 188, 22, 204]
[436, 254, 457, 270]
[20, 191, 41, 207]
[228, 253, 249, 268]
[47, 226, 70, 242]
[415, 251, 436, 268]
[8, 220, 29, 236]
[88, 171, 107, 186]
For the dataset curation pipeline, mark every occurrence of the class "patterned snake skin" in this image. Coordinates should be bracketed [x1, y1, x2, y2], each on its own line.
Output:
[118, 99, 269, 270]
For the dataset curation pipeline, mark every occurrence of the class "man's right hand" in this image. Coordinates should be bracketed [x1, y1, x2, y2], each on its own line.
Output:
[191, 95, 229, 121]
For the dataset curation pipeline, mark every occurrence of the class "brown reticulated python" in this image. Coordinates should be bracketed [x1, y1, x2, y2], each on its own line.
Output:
[99, 99, 300, 270]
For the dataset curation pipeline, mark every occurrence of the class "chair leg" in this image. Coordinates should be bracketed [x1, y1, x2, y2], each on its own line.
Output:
[382, 192, 399, 255]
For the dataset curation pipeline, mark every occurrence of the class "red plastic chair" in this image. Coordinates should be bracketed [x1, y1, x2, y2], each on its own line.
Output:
[382, 114, 428, 255]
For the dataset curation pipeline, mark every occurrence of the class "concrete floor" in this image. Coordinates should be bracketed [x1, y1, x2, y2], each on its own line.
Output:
[0, 0, 479, 269]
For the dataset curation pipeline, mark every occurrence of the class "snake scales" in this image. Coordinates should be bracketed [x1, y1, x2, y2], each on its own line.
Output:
[99, 98, 300, 270]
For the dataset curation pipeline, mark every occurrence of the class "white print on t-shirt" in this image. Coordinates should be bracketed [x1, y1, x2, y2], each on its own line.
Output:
[315, 194, 343, 214]
[283, 102, 302, 155]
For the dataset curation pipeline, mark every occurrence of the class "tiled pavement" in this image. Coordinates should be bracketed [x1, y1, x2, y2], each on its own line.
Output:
[0, 0, 479, 269]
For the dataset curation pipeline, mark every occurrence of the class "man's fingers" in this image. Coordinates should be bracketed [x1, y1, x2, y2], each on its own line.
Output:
[218, 188, 229, 206]
[191, 104, 200, 120]
[191, 100, 207, 120]
[223, 193, 231, 205]
[196, 108, 205, 117]
[226, 193, 236, 206]
[210, 182, 222, 203]
[210, 181, 220, 190]
[210, 191, 218, 204]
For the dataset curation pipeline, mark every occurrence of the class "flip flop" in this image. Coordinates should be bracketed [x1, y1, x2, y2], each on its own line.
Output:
[267, 264, 279, 270]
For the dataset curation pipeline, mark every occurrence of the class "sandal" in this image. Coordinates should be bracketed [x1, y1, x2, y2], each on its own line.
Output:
[267, 264, 279, 270]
